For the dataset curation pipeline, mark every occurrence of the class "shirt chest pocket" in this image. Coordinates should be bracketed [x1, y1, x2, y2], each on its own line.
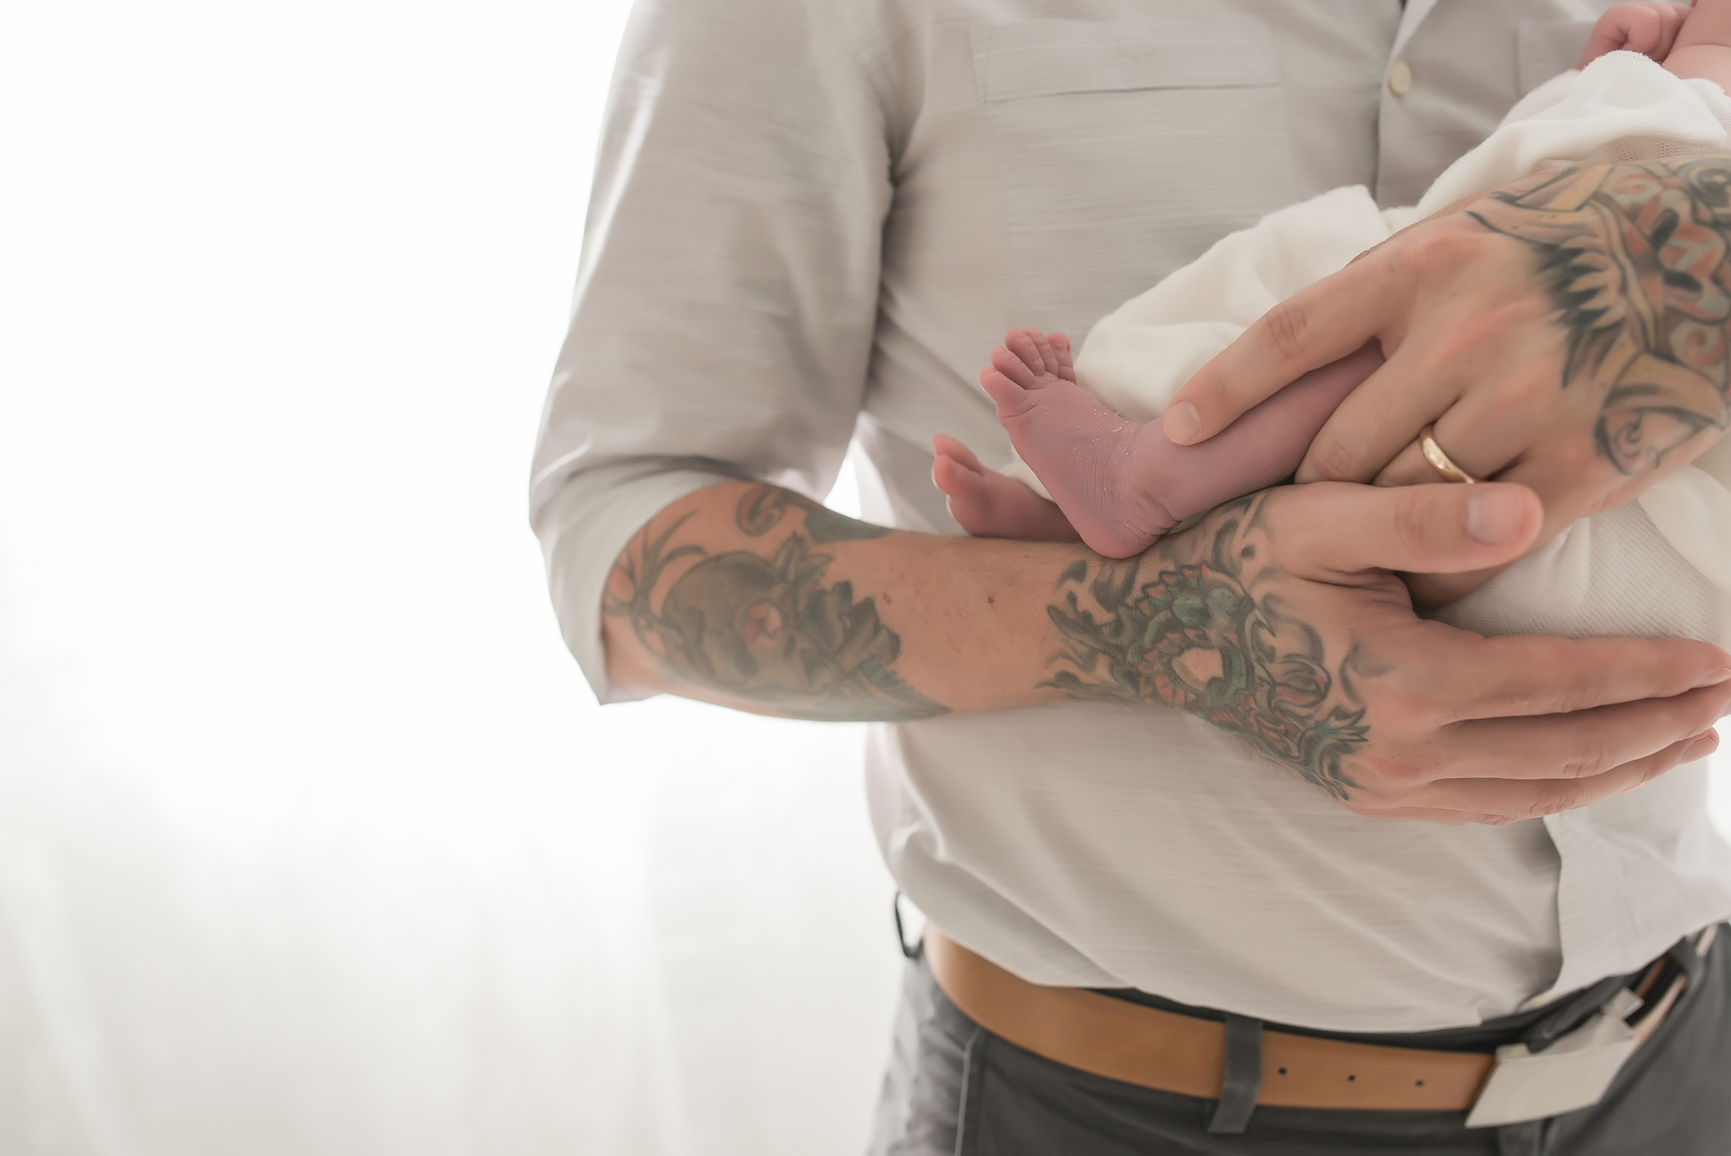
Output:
[969, 15, 1300, 339]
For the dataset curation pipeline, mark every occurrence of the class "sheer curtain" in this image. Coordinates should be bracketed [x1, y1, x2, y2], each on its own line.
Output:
[0, 3, 899, 1154]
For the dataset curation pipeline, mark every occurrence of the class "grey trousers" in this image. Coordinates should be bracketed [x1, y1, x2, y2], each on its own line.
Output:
[868, 934, 1731, 1156]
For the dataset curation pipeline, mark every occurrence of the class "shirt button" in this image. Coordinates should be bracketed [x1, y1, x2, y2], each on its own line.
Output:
[1388, 60, 1414, 97]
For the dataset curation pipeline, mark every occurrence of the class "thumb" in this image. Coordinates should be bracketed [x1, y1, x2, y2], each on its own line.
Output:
[1284, 482, 1542, 578]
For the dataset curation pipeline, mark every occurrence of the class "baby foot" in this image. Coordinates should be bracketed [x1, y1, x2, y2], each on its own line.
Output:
[931, 434, 1081, 543]
[978, 328, 1178, 558]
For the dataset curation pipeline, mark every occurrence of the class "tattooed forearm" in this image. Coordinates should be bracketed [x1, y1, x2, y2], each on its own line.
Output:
[1470, 157, 1731, 474]
[734, 485, 892, 543]
[602, 484, 946, 721]
[1040, 494, 1367, 798]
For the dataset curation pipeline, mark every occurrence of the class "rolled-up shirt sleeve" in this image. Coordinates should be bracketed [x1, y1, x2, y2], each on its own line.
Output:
[528, 0, 893, 703]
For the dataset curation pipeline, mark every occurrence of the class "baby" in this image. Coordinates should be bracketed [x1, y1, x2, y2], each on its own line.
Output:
[934, 1, 1731, 574]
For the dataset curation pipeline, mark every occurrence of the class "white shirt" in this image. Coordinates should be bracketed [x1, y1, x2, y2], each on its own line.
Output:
[530, 0, 1731, 1030]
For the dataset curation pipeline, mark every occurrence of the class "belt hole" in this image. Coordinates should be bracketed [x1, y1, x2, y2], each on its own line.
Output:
[1347, 1074, 1357, 1082]
[1277, 1067, 1287, 1076]
[1415, 1079, 1425, 1087]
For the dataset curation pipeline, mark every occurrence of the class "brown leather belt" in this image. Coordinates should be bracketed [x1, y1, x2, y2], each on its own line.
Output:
[924, 926, 1691, 1113]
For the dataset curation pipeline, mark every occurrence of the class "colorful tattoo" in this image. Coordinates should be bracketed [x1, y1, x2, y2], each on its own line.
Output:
[1042, 496, 1368, 799]
[1470, 158, 1731, 474]
[603, 485, 946, 721]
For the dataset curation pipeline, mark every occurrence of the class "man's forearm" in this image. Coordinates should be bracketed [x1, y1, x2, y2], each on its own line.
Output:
[601, 479, 1379, 800]
[601, 479, 1091, 719]
[598, 475, 1731, 818]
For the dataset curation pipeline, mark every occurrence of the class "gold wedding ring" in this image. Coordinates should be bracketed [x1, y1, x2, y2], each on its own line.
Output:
[1419, 423, 1482, 484]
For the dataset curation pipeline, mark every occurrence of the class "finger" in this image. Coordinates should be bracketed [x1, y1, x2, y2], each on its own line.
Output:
[1451, 451, 1624, 558]
[1412, 728, 1720, 819]
[1429, 681, 1731, 780]
[1162, 257, 1404, 445]
[1364, 378, 1545, 487]
[1278, 481, 1543, 578]
[1431, 631, 1731, 720]
[1400, 566, 1505, 610]
[1366, 731, 1720, 823]
[1294, 342, 1460, 483]
[1371, 440, 1443, 488]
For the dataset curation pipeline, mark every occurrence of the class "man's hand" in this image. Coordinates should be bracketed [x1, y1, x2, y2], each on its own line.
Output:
[1158, 158, 1731, 601]
[1052, 478, 1731, 823]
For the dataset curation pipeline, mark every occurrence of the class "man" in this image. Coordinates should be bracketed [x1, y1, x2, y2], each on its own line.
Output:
[531, 1, 1731, 1151]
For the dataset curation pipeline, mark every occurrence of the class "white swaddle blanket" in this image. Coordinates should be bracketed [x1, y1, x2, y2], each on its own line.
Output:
[1005, 51, 1731, 646]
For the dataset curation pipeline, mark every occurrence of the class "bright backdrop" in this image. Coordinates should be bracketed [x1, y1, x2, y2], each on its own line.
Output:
[1, 3, 899, 1154]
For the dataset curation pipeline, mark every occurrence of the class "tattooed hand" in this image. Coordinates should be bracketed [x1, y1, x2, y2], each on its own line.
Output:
[1047, 480, 1731, 822]
[1161, 156, 1731, 605]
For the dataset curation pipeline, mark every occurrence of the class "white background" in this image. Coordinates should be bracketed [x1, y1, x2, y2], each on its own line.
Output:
[4, 3, 1730, 1155]
[2, 3, 898, 1154]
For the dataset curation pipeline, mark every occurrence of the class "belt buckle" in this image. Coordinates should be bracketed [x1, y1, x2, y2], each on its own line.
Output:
[1463, 989, 1643, 1129]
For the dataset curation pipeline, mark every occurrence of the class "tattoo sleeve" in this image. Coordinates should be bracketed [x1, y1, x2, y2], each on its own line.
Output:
[1040, 494, 1368, 799]
[1469, 158, 1731, 474]
[607, 484, 1372, 801]
[602, 484, 948, 722]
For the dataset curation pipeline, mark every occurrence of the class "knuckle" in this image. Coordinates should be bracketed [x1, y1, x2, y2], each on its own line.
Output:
[1493, 678, 1546, 716]
[1546, 420, 1598, 467]
[1402, 225, 1471, 274]
[1199, 371, 1236, 413]
[1638, 752, 1674, 788]
[1363, 751, 1423, 791]
[1365, 682, 1428, 732]
[1260, 299, 1310, 363]
[1535, 779, 1588, 818]
[1510, 366, 1557, 409]
[1551, 681, 1603, 719]
[1445, 310, 1502, 354]
[1501, 642, 1596, 715]
[1306, 434, 1364, 481]
[1390, 487, 1437, 561]
[1557, 739, 1611, 780]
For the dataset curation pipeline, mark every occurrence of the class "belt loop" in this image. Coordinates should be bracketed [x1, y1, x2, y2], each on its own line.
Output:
[1666, 934, 1707, 987]
[1206, 1013, 1263, 1135]
[893, 892, 923, 961]
[1520, 975, 1626, 1053]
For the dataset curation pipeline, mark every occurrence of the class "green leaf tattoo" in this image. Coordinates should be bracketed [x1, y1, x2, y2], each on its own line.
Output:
[603, 485, 944, 721]
[1470, 158, 1731, 474]
[1042, 498, 1367, 799]
[734, 485, 891, 544]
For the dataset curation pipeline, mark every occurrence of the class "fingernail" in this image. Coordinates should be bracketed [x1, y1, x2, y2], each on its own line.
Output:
[1694, 668, 1731, 689]
[1465, 487, 1527, 544]
[1684, 730, 1719, 761]
[1164, 401, 1201, 445]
